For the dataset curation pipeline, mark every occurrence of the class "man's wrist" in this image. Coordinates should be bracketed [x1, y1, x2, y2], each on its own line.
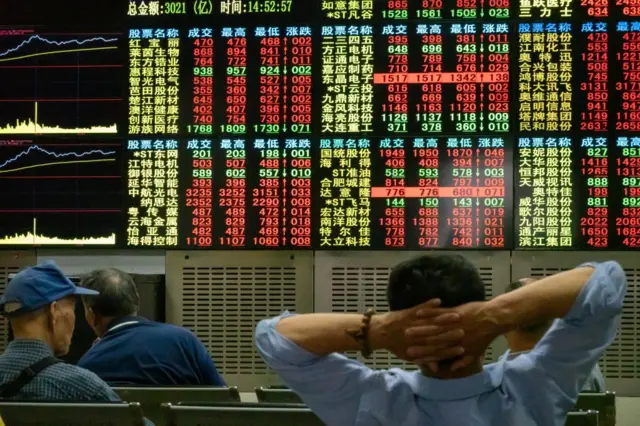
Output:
[368, 313, 389, 352]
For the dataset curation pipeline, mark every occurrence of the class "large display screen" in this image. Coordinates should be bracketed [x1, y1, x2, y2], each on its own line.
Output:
[0, 0, 636, 250]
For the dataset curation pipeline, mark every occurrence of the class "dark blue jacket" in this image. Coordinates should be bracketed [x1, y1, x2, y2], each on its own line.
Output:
[78, 316, 225, 386]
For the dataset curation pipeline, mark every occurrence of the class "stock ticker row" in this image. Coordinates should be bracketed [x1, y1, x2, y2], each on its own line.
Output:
[1, 0, 640, 250]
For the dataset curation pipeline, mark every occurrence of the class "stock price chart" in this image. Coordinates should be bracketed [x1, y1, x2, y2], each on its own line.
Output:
[1, 0, 640, 250]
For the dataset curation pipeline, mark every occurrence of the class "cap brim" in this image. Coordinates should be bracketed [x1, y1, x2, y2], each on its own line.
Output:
[72, 288, 100, 296]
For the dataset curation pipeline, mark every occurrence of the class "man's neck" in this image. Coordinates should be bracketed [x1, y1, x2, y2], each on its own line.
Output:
[99, 314, 139, 337]
[96, 316, 119, 337]
[420, 358, 484, 379]
[13, 329, 53, 349]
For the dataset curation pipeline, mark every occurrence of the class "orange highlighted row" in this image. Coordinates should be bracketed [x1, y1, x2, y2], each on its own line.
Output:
[371, 187, 505, 198]
[374, 72, 509, 84]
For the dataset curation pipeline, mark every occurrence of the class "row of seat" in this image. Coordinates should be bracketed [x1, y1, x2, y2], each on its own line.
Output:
[0, 388, 616, 426]
[113, 387, 616, 426]
[0, 401, 606, 426]
[0, 401, 323, 426]
[567, 411, 599, 426]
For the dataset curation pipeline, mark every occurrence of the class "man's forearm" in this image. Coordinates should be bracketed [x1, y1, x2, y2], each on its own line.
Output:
[275, 314, 386, 356]
[485, 266, 596, 334]
[274, 302, 464, 359]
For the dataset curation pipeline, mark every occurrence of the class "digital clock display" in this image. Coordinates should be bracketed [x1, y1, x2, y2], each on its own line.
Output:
[245, 0, 293, 13]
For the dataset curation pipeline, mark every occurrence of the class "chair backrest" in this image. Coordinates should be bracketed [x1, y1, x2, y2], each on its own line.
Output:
[255, 387, 303, 404]
[0, 401, 145, 426]
[576, 392, 615, 426]
[163, 404, 325, 426]
[114, 386, 240, 426]
[566, 411, 599, 426]
[176, 402, 306, 409]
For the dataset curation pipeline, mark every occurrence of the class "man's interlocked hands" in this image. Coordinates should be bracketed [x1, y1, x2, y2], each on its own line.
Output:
[370, 299, 498, 372]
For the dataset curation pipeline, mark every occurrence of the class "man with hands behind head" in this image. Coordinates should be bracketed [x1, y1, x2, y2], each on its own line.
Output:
[256, 255, 625, 426]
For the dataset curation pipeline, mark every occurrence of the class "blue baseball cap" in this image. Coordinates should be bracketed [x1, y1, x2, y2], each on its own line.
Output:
[0, 261, 99, 316]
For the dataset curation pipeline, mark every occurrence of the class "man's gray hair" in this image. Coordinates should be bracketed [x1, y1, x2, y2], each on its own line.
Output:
[80, 268, 139, 317]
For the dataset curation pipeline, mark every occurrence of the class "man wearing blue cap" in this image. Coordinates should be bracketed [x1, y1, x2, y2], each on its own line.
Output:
[0, 261, 120, 401]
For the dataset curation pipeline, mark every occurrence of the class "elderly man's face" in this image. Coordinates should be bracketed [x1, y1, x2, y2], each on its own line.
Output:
[49, 296, 76, 356]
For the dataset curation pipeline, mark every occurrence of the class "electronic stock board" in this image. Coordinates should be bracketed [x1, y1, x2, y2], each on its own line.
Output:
[0, 0, 638, 250]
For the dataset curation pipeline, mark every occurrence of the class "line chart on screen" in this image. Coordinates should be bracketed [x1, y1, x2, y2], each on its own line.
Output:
[0, 31, 122, 136]
[0, 139, 122, 246]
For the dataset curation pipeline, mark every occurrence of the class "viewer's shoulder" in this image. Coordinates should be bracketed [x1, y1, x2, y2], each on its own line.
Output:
[497, 353, 552, 395]
[357, 368, 423, 418]
[52, 362, 108, 383]
[48, 363, 115, 397]
[145, 321, 199, 341]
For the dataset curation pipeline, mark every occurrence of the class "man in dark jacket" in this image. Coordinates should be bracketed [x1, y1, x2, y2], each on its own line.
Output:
[77, 268, 225, 386]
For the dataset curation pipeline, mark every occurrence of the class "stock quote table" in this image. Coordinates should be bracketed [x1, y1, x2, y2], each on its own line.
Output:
[1, 0, 640, 250]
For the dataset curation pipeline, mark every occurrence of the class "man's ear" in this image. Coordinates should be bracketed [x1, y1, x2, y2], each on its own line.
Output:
[46, 302, 58, 328]
[86, 306, 97, 327]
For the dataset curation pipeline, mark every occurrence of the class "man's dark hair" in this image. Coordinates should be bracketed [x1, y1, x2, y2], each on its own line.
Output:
[387, 254, 485, 311]
[80, 268, 140, 317]
[505, 278, 551, 335]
